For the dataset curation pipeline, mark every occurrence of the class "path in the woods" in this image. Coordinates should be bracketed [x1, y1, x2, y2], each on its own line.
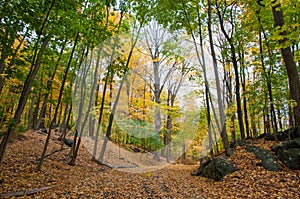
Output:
[82, 136, 170, 172]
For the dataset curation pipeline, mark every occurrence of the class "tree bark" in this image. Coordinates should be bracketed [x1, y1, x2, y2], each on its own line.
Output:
[37, 32, 79, 170]
[98, 21, 143, 162]
[271, 1, 300, 136]
[0, 36, 50, 165]
[215, 0, 245, 140]
[0, 0, 55, 166]
[208, 0, 231, 156]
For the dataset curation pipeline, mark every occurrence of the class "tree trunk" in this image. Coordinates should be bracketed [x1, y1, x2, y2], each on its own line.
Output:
[0, 0, 55, 166]
[92, 9, 124, 161]
[0, 54, 7, 95]
[32, 87, 41, 129]
[271, 1, 300, 137]
[256, 12, 279, 136]
[36, 38, 67, 129]
[208, 0, 231, 156]
[98, 21, 142, 162]
[215, 0, 245, 140]
[37, 32, 79, 170]
[239, 50, 250, 139]
[70, 42, 102, 165]
[27, 93, 35, 130]
[0, 36, 50, 165]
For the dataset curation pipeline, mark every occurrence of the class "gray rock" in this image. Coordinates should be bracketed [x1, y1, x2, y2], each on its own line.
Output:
[272, 138, 300, 170]
[263, 127, 300, 141]
[246, 145, 282, 171]
[191, 158, 236, 181]
[64, 138, 73, 147]
[40, 128, 48, 134]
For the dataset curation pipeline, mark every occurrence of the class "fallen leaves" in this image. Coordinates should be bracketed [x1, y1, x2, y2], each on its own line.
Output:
[0, 131, 299, 198]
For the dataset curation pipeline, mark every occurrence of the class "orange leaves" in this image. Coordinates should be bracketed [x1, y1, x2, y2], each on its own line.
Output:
[1, 131, 300, 198]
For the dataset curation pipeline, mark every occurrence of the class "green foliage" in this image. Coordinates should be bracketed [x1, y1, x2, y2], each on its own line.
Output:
[1, 0, 299, 163]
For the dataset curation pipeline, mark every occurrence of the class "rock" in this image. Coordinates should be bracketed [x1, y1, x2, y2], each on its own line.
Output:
[245, 146, 282, 171]
[230, 140, 250, 148]
[262, 127, 299, 141]
[191, 158, 236, 181]
[64, 139, 73, 147]
[40, 128, 48, 134]
[271, 138, 300, 170]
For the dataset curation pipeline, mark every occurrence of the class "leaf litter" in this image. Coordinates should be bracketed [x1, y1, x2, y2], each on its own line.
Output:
[0, 131, 299, 198]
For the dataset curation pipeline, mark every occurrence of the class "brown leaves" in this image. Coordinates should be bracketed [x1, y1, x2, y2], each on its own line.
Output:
[1, 131, 300, 198]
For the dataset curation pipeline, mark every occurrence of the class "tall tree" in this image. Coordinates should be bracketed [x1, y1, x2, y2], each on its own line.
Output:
[0, 0, 56, 165]
[215, 0, 245, 140]
[208, 0, 231, 155]
[270, 0, 300, 135]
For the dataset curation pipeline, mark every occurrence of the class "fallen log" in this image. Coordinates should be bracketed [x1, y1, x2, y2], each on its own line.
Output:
[95, 159, 138, 169]
[0, 186, 53, 197]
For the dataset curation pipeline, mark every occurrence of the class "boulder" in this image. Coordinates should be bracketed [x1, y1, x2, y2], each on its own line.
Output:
[245, 146, 282, 171]
[262, 127, 299, 141]
[191, 158, 236, 181]
[271, 138, 300, 170]
[64, 138, 73, 147]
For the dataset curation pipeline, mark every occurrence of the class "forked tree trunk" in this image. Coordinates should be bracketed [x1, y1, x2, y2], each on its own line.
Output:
[208, 0, 231, 156]
[215, 0, 245, 140]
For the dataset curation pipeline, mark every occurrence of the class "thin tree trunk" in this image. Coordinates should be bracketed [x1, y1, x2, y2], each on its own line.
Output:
[92, 9, 123, 160]
[27, 93, 35, 130]
[37, 32, 79, 170]
[0, 0, 55, 166]
[60, 105, 72, 150]
[67, 47, 90, 166]
[36, 38, 67, 129]
[0, 54, 7, 95]
[0, 36, 50, 165]
[239, 51, 250, 139]
[256, 12, 279, 136]
[208, 0, 231, 156]
[216, 0, 245, 140]
[32, 86, 41, 129]
[98, 21, 143, 162]
[182, 2, 220, 157]
[70, 43, 101, 165]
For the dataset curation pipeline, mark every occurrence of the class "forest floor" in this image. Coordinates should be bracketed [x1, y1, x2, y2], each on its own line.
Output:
[0, 130, 300, 198]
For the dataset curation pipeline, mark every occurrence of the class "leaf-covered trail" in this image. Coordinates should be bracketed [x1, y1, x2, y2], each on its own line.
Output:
[1, 131, 299, 198]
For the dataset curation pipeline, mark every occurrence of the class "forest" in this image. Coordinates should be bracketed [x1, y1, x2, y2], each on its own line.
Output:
[0, 0, 300, 198]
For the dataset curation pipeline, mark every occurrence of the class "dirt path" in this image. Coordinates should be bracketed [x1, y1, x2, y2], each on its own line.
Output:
[82, 136, 169, 172]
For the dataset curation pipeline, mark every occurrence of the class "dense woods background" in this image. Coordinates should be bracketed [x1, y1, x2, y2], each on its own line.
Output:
[0, 0, 299, 170]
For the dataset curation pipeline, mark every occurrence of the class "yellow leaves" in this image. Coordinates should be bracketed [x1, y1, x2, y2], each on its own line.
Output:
[152, 57, 159, 63]
[289, 99, 297, 108]
[143, 171, 152, 177]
